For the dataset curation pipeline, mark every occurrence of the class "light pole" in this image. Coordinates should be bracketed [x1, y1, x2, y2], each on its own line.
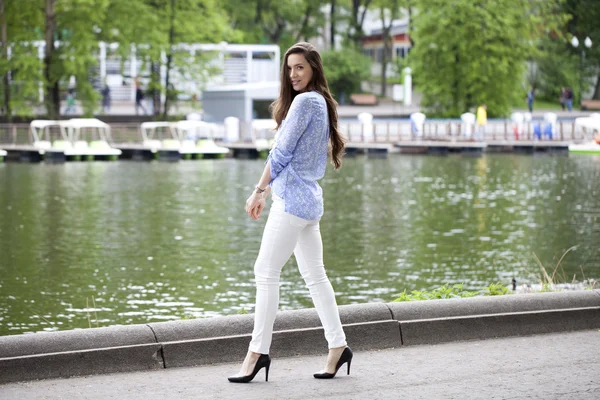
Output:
[571, 36, 593, 109]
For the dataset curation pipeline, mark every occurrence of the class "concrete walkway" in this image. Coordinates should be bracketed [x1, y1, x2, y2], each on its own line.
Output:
[1, 330, 599, 399]
[49, 98, 598, 120]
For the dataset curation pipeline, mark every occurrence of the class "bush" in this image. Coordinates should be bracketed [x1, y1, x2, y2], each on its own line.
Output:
[321, 48, 371, 103]
[393, 284, 480, 302]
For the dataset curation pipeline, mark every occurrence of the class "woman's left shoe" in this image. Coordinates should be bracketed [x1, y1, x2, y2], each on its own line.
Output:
[313, 347, 353, 379]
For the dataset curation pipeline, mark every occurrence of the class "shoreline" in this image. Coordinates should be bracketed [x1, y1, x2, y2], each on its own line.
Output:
[1, 290, 599, 384]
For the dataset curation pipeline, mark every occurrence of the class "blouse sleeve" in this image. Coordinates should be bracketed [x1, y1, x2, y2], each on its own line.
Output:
[268, 94, 314, 180]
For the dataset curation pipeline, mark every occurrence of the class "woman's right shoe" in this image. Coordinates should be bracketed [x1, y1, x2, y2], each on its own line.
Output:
[227, 354, 271, 383]
[313, 347, 353, 379]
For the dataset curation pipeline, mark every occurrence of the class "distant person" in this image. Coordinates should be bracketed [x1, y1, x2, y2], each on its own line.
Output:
[101, 83, 111, 114]
[228, 42, 350, 384]
[527, 89, 534, 112]
[64, 88, 76, 115]
[135, 77, 147, 115]
[559, 87, 566, 111]
[566, 87, 573, 112]
[476, 103, 487, 141]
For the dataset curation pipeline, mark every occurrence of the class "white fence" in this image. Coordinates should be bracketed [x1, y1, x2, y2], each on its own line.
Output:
[0, 119, 589, 147]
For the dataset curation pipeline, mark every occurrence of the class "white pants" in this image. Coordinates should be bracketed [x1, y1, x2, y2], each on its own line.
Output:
[248, 195, 347, 354]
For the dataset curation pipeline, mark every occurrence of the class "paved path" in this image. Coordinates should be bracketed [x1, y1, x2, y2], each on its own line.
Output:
[45, 98, 597, 120]
[2, 330, 599, 400]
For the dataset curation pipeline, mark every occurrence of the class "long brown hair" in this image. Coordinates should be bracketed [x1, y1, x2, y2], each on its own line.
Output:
[270, 42, 345, 170]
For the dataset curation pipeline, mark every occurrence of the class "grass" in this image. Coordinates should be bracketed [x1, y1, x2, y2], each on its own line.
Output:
[86, 296, 100, 329]
[392, 282, 513, 302]
[531, 246, 598, 291]
[393, 283, 482, 302]
[511, 99, 564, 111]
[392, 248, 597, 302]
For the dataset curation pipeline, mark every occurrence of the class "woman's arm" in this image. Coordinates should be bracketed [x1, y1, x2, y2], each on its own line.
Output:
[269, 94, 314, 180]
[245, 94, 314, 220]
[245, 162, 272, 220]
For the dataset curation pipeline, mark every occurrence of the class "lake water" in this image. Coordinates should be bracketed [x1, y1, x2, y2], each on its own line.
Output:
[1, 154, 599, 335]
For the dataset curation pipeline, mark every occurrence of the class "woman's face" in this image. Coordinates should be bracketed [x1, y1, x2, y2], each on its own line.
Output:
[287, 53, 313, 93]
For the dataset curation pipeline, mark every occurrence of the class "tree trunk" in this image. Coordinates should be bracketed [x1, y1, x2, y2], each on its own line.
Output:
[379, 3, 398, 98]
[295, 5, 313, 42]
[254, 0, 263, 24]
[44, 0, 59, 118]
[407, 1, 414, 48]
[150, 61, 161, 116]
[264, 14, 286, 44]
[350, 0, 363, 47]
[163, 0, 175, 119]
[348, 0, 372, 47]
[330, 0, 336, 49]
[381, 32, 391, 97]
[0, 0, 11, 121]
[593, 72, 600, 100]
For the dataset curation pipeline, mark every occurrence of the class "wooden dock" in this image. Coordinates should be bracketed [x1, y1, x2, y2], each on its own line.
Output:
[394, 140, 486, 155]
[345, 142, 392, 157]
[0, 140, 574, 163]
[485, 140, 570, 154]
[114, 144, 157, 161]
[2, 145, 66, 162]
[113, 144, 228, 161]
[1, 145, 121, 162]
[223, 142, 270, 159]
[391, 140, 570, 155]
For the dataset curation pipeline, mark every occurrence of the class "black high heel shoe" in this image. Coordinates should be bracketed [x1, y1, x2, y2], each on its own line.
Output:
[228, 354, 271, 383]
[313, 347, 353, 379]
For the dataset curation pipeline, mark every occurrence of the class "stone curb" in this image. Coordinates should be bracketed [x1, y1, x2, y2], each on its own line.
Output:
[1, 290, 599, 384]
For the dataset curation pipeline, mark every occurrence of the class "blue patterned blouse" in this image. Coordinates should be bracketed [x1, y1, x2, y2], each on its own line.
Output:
[267, 91, 329, 221]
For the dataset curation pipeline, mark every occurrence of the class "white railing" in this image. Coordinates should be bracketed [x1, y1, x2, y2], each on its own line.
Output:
[0, 119, 589, 147]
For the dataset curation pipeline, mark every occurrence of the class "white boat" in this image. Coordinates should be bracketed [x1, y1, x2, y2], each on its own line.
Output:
[172, 120, 229, 157]
[0, 148, 6, 161]
[30, 119, 61, 151]
[139, 120, 229, 159]
[59, 119, 122, 159]
[571, 113, 600, 154]
[568, 141, 600, 155]
[574, 113, 600, 134]
[139, 121, 175, 153]
[30, 119, 121, 159]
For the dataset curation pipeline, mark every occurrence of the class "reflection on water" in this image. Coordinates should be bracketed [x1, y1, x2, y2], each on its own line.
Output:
[1, 155, 599, 335]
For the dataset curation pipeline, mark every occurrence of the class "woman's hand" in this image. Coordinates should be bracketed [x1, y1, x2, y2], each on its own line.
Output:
[245, 191, 266, 220]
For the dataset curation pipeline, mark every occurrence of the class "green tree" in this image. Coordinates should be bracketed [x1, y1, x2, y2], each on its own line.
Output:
[374, 0, 403, 97]
[563, 0, 600, 101]
[321, 48, 371, 102]
[527, 0, 600, 105]
[0, 0, 44, 119]
[409, 0, 566, 118]
[345, 0, 373, 48]
[1, 0, 231, 118]
[224, 0, 327, 54]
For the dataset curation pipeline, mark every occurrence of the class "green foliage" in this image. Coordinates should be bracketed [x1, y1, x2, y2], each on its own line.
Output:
[529, 38, 576, 102]
[534, 0, 600, 102]
[0, 0, 46, 116]
[393, 283, 480, 302]
[0, 0, 231, 117]
[409, 0, 568, 117]
[483, 283, 509, 296]
[321, 48, 371, 101]
[222, 0, 325, 53]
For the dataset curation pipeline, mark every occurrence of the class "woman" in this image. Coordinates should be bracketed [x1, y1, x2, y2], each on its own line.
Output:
[228, 42, 351, 383]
